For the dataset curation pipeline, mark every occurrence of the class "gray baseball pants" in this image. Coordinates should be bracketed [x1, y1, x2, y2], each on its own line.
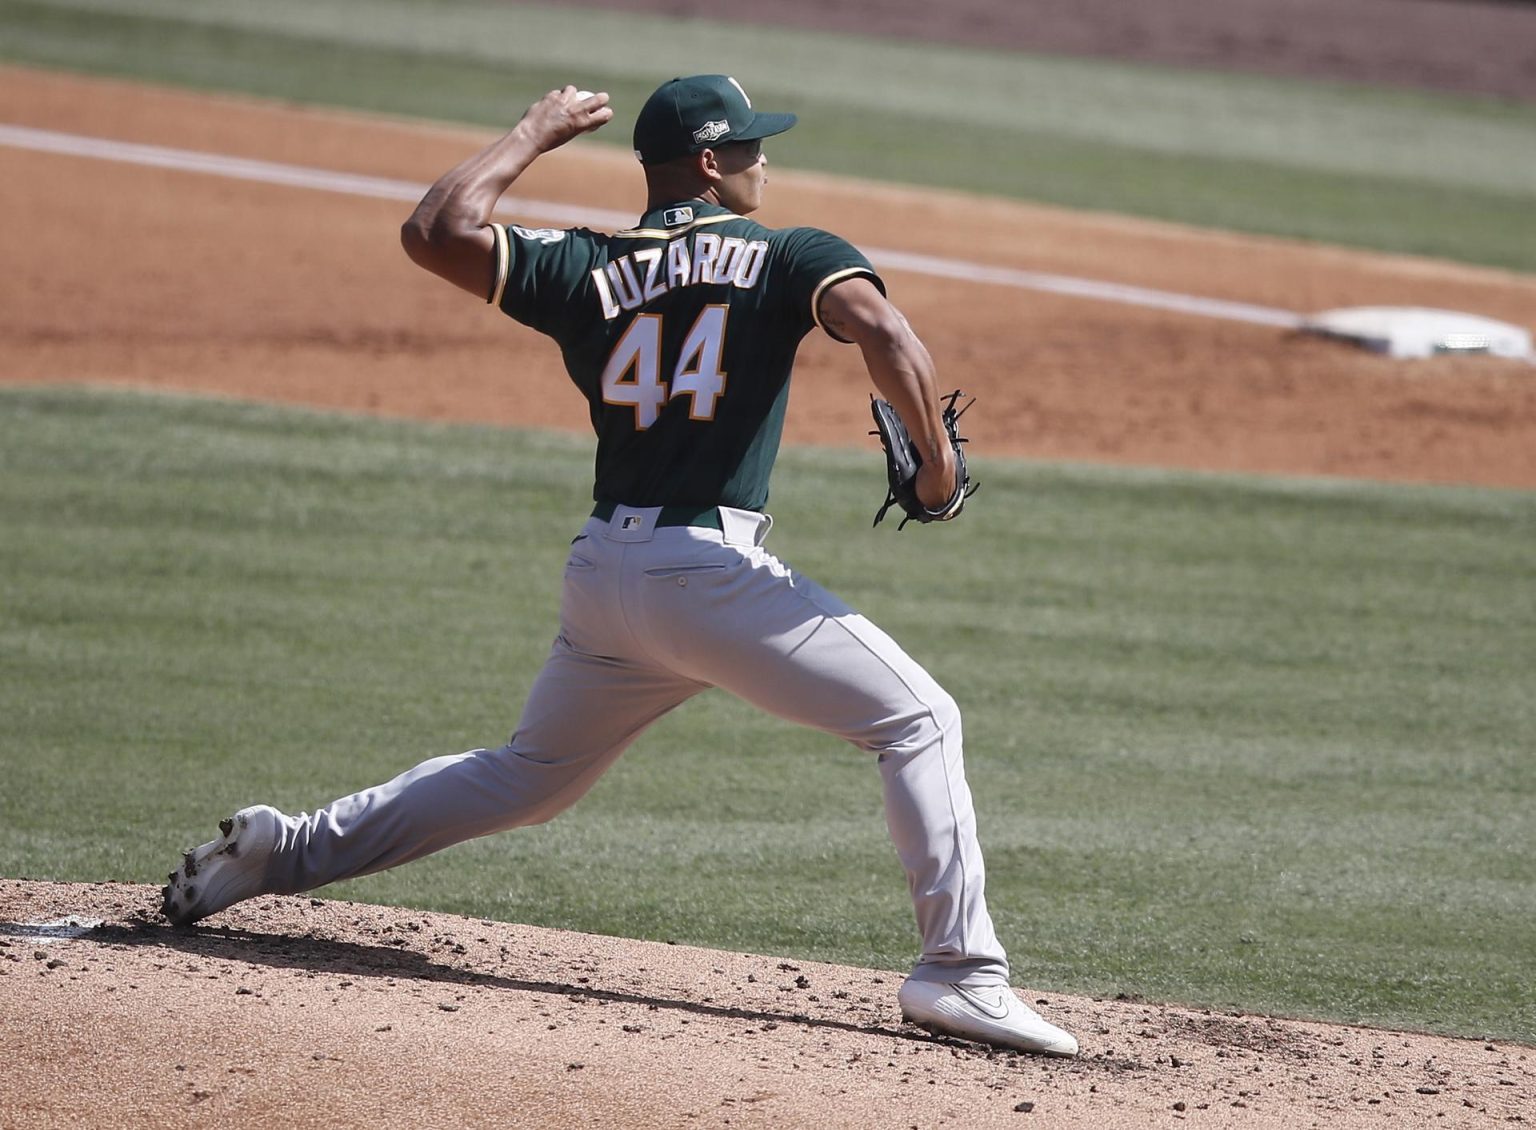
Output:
[260, 503, 1011, 986]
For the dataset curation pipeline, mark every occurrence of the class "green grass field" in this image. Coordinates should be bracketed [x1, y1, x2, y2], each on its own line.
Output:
[3, 0, 1535, 269]
[2, 387, 1532, 1042]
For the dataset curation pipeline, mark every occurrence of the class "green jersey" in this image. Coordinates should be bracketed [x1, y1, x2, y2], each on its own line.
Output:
[491, 201, 881, 511]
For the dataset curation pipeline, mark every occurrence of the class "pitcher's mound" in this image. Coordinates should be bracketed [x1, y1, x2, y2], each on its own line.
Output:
[1, 879, 1527, 1128]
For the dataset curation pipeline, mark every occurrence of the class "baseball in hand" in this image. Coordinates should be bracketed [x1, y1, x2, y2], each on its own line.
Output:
[575, 90, 595, 101]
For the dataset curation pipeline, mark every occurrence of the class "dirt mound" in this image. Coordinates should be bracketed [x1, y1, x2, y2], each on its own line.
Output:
[3, 880, 1530, 1128]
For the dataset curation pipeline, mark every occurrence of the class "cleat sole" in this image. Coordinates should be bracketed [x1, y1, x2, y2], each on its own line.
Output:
[160, 807, 279, 927]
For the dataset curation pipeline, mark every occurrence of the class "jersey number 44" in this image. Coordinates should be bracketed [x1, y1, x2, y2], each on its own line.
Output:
[601, 306, 730, 429]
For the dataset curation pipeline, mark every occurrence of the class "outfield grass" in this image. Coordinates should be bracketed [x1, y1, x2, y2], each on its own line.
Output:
[2, 0, 1534, 270]
[1, 387, 1532, 1042]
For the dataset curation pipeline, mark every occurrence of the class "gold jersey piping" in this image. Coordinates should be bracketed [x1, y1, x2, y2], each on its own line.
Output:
[488, 223, 511, 307]
[613, 214, 741, 240]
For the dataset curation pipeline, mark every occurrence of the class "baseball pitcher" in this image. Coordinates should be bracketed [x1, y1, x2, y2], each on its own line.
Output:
[161, 74, 1077, 1057]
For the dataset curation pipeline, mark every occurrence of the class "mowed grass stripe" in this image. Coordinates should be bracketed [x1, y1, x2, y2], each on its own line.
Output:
[2, 0, 1535, 270]
[1, 387, 1532, 1042]
[22, 0, 1536, 193]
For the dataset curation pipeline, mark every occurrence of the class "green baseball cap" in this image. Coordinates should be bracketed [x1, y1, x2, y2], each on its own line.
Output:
[632, 74, 797, 165]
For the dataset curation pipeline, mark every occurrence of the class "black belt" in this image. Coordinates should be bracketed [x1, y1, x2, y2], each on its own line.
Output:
[591, 501, 723, 530]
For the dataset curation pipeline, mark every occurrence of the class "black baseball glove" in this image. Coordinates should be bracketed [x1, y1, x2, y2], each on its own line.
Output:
[870, 389, 979, 528]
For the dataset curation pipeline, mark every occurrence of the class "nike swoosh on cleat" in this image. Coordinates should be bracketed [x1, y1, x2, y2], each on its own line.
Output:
[954, 985, 1013, 1021]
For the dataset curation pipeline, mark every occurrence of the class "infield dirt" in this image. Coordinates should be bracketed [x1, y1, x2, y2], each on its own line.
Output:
[4, 67, 1536, 489]
[2, 20, 1535, 1128]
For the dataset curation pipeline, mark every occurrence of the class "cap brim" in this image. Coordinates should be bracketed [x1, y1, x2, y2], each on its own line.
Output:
[736, 111, 797, 143]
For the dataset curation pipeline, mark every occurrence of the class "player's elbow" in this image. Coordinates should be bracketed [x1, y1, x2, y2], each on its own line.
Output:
[864, 307, 913, 349]
[400, 214, 498, 300]
[400, 216, 433, 268]
[850, 307, 919, 365]
[400, 201, 462, 263]
[836, 293, 914, 353]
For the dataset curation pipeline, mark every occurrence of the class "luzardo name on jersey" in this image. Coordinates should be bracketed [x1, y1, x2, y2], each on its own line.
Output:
[591, 233, 771, 321]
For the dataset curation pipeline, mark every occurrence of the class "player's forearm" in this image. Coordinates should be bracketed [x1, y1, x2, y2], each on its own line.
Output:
[402, 89, 610, 297]
[820, 277, 959, 500]
[859, 324, 957, 481]
[401, 126, 542, 266]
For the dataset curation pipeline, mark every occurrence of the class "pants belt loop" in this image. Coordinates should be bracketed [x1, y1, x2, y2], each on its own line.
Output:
[718, 506, 771, 546]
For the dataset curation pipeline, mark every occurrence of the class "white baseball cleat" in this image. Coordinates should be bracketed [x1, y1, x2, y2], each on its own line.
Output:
[161, 805, 282, 926]
[898, 979, 1080, 1057]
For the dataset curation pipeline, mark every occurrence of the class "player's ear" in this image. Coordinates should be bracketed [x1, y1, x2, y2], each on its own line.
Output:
[697, 147, 724, 183]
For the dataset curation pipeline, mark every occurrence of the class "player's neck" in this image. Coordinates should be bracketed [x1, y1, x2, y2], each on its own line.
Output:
[643, 164, 734, 213]
[646, 190, 722, 211]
